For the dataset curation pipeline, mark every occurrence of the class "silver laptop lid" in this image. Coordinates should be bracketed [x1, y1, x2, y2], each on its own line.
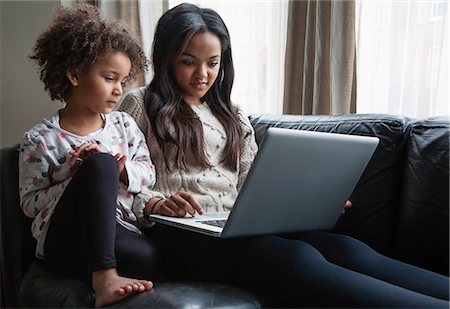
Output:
[221, 127, 379, 238]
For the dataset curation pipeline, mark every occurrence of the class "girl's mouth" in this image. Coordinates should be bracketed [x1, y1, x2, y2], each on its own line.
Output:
[192, 81, 207, 90]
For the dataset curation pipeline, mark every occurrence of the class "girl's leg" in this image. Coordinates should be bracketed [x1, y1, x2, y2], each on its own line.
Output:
[147, 224, 448, 308]
[296, 231, 449, 301]
[115, 223, 160, 280]
[44, 153, 152, 307]
[44, 153, 119, 280]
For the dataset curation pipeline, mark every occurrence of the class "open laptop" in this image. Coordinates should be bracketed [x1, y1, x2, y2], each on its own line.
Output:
[149, 127, 379, 238]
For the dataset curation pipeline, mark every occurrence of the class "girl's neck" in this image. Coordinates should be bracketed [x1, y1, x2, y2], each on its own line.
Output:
[182, 96, 203, 107]
[59, 106, 104, 136]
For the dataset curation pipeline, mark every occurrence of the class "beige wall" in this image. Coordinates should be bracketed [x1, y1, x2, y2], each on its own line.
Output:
[1, 0, 61, 147]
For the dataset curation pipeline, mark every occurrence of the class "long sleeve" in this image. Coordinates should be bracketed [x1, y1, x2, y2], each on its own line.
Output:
[118, 90, 166, 224]
[19, 132, 70, 219]
[120, 112, 155, 193]
[19, 124, 74, 257]
[19, 111, 160, 258]
[236, 109, 258, 192]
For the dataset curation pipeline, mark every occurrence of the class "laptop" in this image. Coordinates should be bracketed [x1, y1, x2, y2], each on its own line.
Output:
[149, 127, 379, 238]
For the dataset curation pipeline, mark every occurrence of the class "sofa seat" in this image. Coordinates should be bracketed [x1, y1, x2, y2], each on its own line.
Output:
[19, 261, 262, 308]
[2, 113, 448, 307]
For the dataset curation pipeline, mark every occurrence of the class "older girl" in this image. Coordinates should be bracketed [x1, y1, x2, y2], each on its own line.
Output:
[118, 3, 449, 307]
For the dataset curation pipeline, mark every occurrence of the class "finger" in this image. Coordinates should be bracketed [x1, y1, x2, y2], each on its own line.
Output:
[70, 156, 83, 166]
[69, 143, 92, 161]
[164, 197, 188, 217]
[83, 142, 102, 153]
[117, 155, 127, 164]
[169, 193, 198, 217]
[178, 191, 204, 215]
[159, 204, 178, 217]
[344, 200, 352, 208]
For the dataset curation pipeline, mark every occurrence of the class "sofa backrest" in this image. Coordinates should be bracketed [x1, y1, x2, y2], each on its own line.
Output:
[0, 144, 36, 307]
[249, 114, 410, 256]
[396, 117, 449, 276]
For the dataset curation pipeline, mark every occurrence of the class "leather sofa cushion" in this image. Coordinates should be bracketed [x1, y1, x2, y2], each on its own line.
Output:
[249, 114, 410, 255]
[19, 261, 262, 308]
[2, 144, 262, 308]
[396, 117, 449, 276]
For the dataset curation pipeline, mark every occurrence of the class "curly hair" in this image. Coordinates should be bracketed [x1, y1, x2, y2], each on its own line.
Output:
[30, 3, 148, 102]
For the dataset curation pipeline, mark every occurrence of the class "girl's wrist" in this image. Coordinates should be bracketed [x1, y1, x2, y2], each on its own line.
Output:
[147, 197, 165, 216]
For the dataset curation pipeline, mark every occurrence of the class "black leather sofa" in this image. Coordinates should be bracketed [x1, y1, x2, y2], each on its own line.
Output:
[1, 113, 448, 308]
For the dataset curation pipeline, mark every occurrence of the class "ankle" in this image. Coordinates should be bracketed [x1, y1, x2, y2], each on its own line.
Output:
[92, 268, 118, 286]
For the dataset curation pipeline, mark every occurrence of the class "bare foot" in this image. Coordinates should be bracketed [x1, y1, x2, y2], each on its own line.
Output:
[92, 268, 153, 308]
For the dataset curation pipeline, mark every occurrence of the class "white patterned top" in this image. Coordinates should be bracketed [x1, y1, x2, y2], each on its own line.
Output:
[19, 111, 156, 258]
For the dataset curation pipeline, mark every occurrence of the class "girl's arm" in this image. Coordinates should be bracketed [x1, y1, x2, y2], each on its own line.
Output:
[19, 132, 70, 218]
[236, 109, 258, 192]
[117, 88, 149, 137]
[120, 112, 156, 193]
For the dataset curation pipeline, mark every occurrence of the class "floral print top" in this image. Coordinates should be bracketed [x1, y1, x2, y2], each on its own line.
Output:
[19, 111, 155, 258]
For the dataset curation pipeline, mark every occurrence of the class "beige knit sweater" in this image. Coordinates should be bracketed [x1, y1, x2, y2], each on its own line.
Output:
[117, 87, 258, 213]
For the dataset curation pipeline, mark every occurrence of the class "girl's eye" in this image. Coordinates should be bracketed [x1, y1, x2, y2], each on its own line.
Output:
[209, 62, 219, 68]
[105, 77, 114, 81]
[182, 60, 194, 65]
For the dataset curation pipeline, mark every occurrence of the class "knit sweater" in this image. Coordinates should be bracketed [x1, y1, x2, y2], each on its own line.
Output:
[117, 87, 258, 213]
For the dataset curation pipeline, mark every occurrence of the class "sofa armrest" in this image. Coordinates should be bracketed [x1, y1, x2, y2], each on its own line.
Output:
[1, 144, 37, 307]
[396, 117, 449, 275]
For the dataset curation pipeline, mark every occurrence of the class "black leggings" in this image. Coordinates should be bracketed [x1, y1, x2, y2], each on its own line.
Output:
[44, 153, 160, 283]
[146, 224, 449, 308]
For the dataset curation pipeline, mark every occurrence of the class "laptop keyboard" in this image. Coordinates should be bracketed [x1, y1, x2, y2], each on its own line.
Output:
[200, 219, 227, 228]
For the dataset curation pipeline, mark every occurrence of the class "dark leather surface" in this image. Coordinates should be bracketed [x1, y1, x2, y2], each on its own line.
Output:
[1, 144, 262, 308]
[19, 261, 262, 308]
[249, 113, 410, 255]
[1, 144, 37, 307]
[19, 261, 95, 308]
[396, 116, 449, 275]
[2, 114, 448, 307]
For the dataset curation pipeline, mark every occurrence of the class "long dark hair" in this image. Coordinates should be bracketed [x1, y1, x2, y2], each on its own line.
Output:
[145, 3, 243, 171]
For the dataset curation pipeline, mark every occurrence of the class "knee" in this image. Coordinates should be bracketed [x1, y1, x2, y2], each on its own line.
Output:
[245, 236, 327, 267]
[80, 153, 119, 177]
[305, 231, 379, 264]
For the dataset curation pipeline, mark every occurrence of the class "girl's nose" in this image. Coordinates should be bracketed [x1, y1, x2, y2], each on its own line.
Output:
[113, 84, 123, 96]
[195, 65, 207, 78]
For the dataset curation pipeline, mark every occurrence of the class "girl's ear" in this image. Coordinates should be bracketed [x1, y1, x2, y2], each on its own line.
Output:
[66, 68, 79, 87]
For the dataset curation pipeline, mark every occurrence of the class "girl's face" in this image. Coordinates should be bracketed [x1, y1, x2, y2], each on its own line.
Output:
[67, 50, 131, 114]
[173, 31, 222, 106]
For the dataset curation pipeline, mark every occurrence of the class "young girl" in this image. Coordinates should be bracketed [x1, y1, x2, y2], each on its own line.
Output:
[19, 4, 159, 308]
[118, 3, 449, 307]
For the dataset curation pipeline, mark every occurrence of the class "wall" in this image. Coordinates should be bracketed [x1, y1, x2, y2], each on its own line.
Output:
[1, 0, 60, 147]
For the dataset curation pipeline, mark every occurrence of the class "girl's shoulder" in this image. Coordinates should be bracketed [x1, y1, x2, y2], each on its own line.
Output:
[234, 105, 254, 134]
[22, 113, 60, 144]
[107, 110, 138, 126]
[121, 87, 146, 107]
[118, 87, 147, 118]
